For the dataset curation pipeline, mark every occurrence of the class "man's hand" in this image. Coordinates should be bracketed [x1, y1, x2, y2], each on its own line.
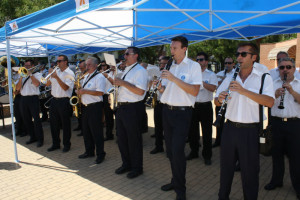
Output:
[275, 88, 285, 98]
[161, 70, 176, 81]
[218, 91, 229, 103]
[51, 71, 58, 79]
[76, 89, 86, 95]
[113, 77, 125, 86]
[283, 82, 293, 93]
[229, 81, 245, 94]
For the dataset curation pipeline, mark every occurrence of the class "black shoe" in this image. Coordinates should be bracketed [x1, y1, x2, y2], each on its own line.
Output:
[73, 127, 81, 131]
[36, 142, 43, 148]
[212, 143, 220, 148]
[26, 139, 37, 145]
[150, 147, 164, 154]
[150, 134, 155, 138]
[127, 171, 143, 179]
[104, 137, 114, 141]
[115, 166, 131, 174]
[204, 159, 212, 165]
[77, 132, 83, 136]
[161, 183, 174, 191]
[186, 153, 199, 160]
[94, 157, 105, 164]
[78, 152, 95, 159]
[264, 183, 283, 190]
[176, 195, 186, 200]
[62, 146, 70, 153]
[47, 146, 60, 152]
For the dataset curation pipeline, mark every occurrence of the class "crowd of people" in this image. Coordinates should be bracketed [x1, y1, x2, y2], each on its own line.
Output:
[7, 36, 300, 200]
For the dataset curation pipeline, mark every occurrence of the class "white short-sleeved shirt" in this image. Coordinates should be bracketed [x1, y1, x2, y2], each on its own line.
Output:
[216, 69, 234, 82]
[118, 62, 148, 102]
[160, 57, 203, 106]
[50, 67, 75, 98]
[254, 62, 269, 74]
[81, 70, 106, 105]
[269, 67, 300, 81]
[216, 67, 274, 123]
[196, 69, 218, 102]
[271, 77, 300, 118]
[20, 72, 42, 96]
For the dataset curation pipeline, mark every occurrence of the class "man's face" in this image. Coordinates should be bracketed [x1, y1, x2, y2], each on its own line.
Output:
[124, 48, 138, 66]
[196, 55, 208, 70]
[57, 56, 67, 69]
[79, 62, 86, 72]
[101, 64, 108, 71]
[236, 46, 257, 69]
[86, 59, 96, 73]
[24, 61, 32, 69]
[224, 58, 234, 71]
[278, 60, 295, 80]
[277, 53, 288, 66]
[170, 41, 186, 60]
[159, 59, 168, 70]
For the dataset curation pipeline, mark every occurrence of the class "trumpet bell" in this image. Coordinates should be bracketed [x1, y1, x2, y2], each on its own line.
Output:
[18, 67, 28, 78]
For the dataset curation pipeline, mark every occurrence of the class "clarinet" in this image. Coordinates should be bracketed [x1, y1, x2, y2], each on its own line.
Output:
[213, 63, 240, 127]
[145, 57, 173, 107]
[278, 73, 287, 109]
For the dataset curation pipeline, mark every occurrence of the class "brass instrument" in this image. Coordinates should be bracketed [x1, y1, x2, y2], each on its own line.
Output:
[41, 66, 58, 84]
[107, 68, 118, 111]
[18, 66, 40, 78]
[0, 55, 19, 67]
[278, 73, 287, 109]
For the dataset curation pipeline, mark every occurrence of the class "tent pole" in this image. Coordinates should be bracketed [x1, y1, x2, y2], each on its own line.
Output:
[5, 37, 19, 163]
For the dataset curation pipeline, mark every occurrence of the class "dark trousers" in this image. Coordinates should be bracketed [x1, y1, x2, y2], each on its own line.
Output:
[163, 104, 192, 198]
[214, 106, 225, 145]
[141, 93, 149, 132]
[20, 95, 44, 142]
[116, 101, 144, 172]
[103, 94, 114, 138]
[188, 102, 213, 159]
[49, 97, 72, 148]
[39, 98, 49, 120]
[154, 101, 163, 149]
[219, 121, 260, 200]
[14, 94, 25, 134]
[82, 102, 106, 158]
[270, 117, 300, 195]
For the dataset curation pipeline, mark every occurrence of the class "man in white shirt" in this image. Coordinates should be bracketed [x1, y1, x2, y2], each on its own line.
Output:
[269, 51, 289, 80]
[16, 59, 44, 147]
[264, 57, 300, 199]
[45, 55, 75, 153]
[216, 43, 274, 200]
[186, 52, 217, 166]
[77, 57, 106, 164]
[158, 36, 202, 200]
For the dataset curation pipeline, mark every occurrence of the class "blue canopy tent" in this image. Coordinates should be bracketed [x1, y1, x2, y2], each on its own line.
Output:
[2, 0, 300, 162]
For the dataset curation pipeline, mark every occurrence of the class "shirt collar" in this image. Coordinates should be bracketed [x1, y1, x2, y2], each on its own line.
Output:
[172, 56, 188, 65]
[124, 62, 138, 72]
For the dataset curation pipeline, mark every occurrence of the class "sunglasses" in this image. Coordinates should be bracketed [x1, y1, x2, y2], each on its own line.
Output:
[278, 65, 293, 70]
[57, 60, 65, 63]
[224, 62, 233, 65]
[235, 52, 253, 58]
[124, 52, 135, 56]
[196, 58, 205, 62]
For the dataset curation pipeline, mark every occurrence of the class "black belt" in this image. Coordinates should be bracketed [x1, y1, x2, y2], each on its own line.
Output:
[272, 116, 300, 122]
[53, 97, 69, 100]
[227, 120, 259, 128]
[83, 101, 102, 107]
[118, 100, 142, 106]
[165, 104, 192, 111]
[195, 102, 211, 106]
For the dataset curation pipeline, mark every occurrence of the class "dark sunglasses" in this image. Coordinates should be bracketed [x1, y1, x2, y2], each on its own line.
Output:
[124, 52, 135, 56]
[235, 52, 253, 58]
[196, 58, 205, 62]
[278, 65, 292, 70]
[224, 62, 233, 65]
[57, 60, 65, 63]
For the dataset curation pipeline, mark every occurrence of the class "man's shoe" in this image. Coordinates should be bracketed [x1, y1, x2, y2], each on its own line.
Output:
[62, 147, 70, 153]
[47, 146, 60, 152]
[73, 127, 81, 131]
[186, 153, 199, 160]
[26, 139, 37, 145]
[104, 137, 114, 141]
[161, 183, 174, 191]
[94, 157, 105, 164]
[264, 183, 283, 190]
[176, 195, 186, 200]
[204, 159, 212, 165]
[150, 147, 164, 154]
[127, 171, 143, 179]
[78, 152, 95, 159]
[212, 143, 220, 148]
[115, 166, 131, 174]
[77, 132, 83, 136]
[36, 142, 43, 148]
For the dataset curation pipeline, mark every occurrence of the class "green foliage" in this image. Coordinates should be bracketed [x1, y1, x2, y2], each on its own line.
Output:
[259, 34, 297, 43]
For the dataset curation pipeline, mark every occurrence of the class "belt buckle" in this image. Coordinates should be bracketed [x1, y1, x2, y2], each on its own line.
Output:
[283, 118, 288, 122]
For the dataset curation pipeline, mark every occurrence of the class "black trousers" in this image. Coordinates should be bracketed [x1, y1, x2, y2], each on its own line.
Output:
[82, 102, 106, 158]
[14, 94, 25, 134]
[188, 102, 213, 159]
[269, 117, 300, 195]
[219, 121, 260, 200]
[154, 101, 163, 149]
[20, 95, 44, 142]
[162, 104, 192, 198]
[214, 106, 226, 145]
[103, 94, 114, 138]
[49, 97, 72, 148]
[116, 101, 144, 172]
[141, 93, 149, 132]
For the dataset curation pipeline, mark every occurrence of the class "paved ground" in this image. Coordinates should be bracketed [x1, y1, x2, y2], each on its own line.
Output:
[0, 108, 298, 200]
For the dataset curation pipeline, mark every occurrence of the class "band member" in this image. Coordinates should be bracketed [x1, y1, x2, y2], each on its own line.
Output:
[269, 51, 289, 80]
[213, 57, 235, 147]
[16, 59, 44, 147]
[149, 56, 170, 154]
[264, 57, 300, 199]
[46, 55, 75, 152]
[216, 43, 274, 200]
[77, 57, 106, 164]
[158, 36, 202, 200]
[186, 52, 217, 165]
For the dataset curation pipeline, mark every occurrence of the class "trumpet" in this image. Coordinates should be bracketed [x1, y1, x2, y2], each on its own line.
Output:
[41, 66, 58, 84]
[18, 66, 40, 78]
[278, 73, 287, 109]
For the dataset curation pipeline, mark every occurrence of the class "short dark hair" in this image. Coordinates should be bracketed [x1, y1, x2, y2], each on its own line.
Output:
[127, 46, 140, 59]
[25, 59, 34, 66]
[278, 57, 295, 67]
[160, 56, 170, 61]
[277, 51, 289, 58]
[58, 55, 68, 62]
[224, 57, 234, 62]
[171, 36, 188, 48]
[197, 52, 209, 61]
[237, 43, 259, 55]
